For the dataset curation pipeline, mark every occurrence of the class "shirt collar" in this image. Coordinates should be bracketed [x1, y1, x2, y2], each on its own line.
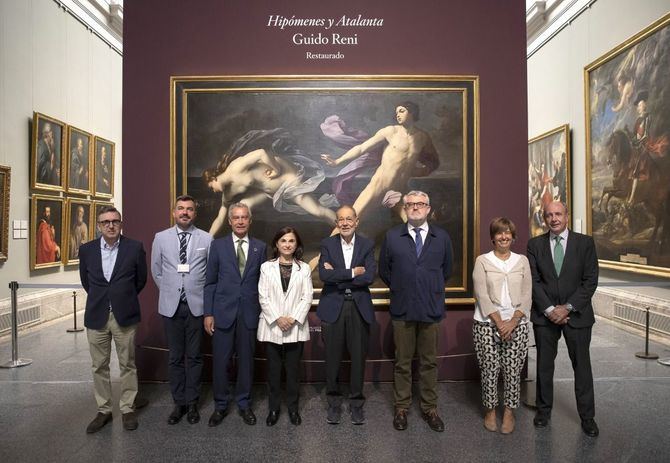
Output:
[340, 233, 356, 248]
[100, 236, 120, 250]
[550, 228, 569, 241]
[233, 233, 249, 243]
[407, 221, 429, 235]
[175, 225, 196, 234]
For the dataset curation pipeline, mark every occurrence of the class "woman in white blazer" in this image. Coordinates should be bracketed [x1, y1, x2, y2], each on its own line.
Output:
[258, 226, 312, 426]
[472, 217, 532, 435]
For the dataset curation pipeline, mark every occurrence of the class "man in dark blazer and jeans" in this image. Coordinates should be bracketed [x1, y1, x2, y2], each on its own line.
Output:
[317, 205, 376, 425]
[527, 201, 599, 437]
[379, 190, 453, 432]
[79, 206, 147, 433]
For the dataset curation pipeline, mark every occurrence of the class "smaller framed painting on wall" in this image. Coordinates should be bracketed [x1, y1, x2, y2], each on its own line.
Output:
[0, 165, 10, 262]
[93, 136, 114, 198]
[31, 194, 64, 270]
[528, 124, 571, 237]
[64, 198, 93, 265]
[31, 112, 66, 192]
[66, 126, 93, 195]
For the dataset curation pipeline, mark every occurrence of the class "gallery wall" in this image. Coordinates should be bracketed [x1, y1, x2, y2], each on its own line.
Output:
[123, 0, 529, 380]
[527, 0, 670, 298]
[0, 0, 123, 300]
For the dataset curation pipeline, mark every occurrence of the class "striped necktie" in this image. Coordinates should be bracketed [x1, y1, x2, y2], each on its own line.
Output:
[179, 232, 189, 302]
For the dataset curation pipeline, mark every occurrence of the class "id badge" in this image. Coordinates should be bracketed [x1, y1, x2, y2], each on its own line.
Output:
[177, 264, 190, 273]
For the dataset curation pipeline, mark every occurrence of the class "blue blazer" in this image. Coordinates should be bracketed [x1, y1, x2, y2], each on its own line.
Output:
[316, 234, 376, 324]
[204, 234, 267, 330]
[79, 236, 147, 329]
[379, 224, 453, 322]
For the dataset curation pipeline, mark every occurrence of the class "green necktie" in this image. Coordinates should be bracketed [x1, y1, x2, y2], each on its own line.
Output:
[236, 239, 246, 275]
[553, 235, 564, 275]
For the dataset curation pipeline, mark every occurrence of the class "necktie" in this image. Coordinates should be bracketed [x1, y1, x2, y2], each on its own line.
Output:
[237, 239, 247, 275]
[414, 227, 423, 257]
[553, 235, 564, 275]
[179, 232, 189, 302]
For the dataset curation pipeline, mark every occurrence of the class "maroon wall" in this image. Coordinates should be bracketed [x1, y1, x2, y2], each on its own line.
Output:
[123, 0, 529, 382]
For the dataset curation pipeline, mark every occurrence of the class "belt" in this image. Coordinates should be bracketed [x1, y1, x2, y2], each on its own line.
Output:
[344, 289, 353, 300]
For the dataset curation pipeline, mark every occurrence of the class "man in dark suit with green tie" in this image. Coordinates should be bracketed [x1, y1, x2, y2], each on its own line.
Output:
[527, 201, 599, 437]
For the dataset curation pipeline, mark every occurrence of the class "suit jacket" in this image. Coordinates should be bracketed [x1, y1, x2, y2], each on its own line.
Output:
[526, 230, 599, 328]
[204, 234, 267, 330]
[379, 223, 453, 322]
[257, 259, 312, 343]
[151, 226, 213, 317]
[79, 236, 148, 329]
[316, 234, 376, 324]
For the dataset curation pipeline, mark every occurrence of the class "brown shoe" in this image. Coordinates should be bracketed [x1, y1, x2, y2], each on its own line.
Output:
[86, 412, 112, 434]
[421, 409, 444, 432]
[122, 411, 138, 431]
[500, 407, 515, 434]
[484, 408, 498, 432]
[393, 408, 408, 431]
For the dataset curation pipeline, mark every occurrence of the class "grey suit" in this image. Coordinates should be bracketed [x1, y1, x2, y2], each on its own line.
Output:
[151, 225, 212, 405]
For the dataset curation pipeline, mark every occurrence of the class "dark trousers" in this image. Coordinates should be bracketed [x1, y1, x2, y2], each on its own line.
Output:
[212, 310, 256, 410]
[321, 299, 369, 406]
[533, 323, 595, 420]
[163, 301, 203, 405]
[265, 342, 304, 413]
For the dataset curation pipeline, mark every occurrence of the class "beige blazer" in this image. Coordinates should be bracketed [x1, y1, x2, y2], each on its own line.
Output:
[472, 252, 532, 318]
[257, 259, 312, 344]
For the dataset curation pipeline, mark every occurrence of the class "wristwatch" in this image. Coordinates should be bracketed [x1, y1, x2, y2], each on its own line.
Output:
[566, 303, 574, 312]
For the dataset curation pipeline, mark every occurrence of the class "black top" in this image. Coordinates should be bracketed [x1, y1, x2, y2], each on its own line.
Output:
[279, 262, 292, 292]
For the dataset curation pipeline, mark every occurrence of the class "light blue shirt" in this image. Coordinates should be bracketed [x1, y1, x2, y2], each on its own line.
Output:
[100, 236, 120, 282]
[175, 225, 195, 261]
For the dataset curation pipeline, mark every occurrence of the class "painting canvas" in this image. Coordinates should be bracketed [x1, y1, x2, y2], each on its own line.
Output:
[528, 125, 571, 237]
[0, 165, 9, 262]
[31, 195, 64, 269]
[94, 136, 114, 198]
[31, 112, 66, 192]
[172, 76, 478, 300]
[66, 126, 93, 195]
[64, 199, 93, 265]
[586, 13, 670, 276]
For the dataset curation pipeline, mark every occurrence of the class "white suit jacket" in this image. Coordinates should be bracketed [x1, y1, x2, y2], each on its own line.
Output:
[151, 226, 213, 317]
[257, 259, 312, 344]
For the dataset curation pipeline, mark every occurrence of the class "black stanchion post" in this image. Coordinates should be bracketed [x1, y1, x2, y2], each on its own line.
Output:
[66, 291, 84, 333]
[0, 281, 33, 368]
[635, 307, 659, 360]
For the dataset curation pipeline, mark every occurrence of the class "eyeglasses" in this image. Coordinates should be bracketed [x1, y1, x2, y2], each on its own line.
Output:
[98, 220, 121, 227]
[404, 202, 429, 209]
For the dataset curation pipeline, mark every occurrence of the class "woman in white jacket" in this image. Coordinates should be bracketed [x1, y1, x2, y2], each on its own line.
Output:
[258, 226, 312, 426]
[472, 217, 532, 435]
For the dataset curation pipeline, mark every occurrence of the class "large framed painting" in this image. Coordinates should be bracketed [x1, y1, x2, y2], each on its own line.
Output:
[30, 194, 64, 270]
[0, 165, 10, 262]
[528, 124, 571, 237]
[66, 126, 93, 195]
[64, 198, 93, 265]
[30, 112, 66, 192]
[93, 136, 115, 198]
[586, 12, 670, 277]
[172, 75, 479, 301]
[93, 201, 113, 240]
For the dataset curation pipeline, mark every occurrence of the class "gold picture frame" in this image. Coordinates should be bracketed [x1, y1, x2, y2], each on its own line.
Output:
[66, 126, 93, 195]
[64, 198, 94, 266]
[93, 136, 115, 198]
[0, 165, 10, 262]
[31, 112, 66, 192]
[30, 194, 64, 270]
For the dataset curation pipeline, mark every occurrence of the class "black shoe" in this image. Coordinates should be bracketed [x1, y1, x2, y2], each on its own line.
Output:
[326, 405, 342, 424]
[239, 408, 257, 425]
[421, 409, 444, 432]
[393, 408, 408, 431]
[122, 411, 138, 431]
[581, 418, 599, 437]
[86, 412, 112, 434]
[133, 396, 149, 410]
[167, 405, 187, 425]
[350, 406, 365, 425]
[208, 409, 227, 427]
[533, 413, 550, 428]
[187, 404, 200, 424]
[266, 410, 280, 426]
[289, 411, 302, 426]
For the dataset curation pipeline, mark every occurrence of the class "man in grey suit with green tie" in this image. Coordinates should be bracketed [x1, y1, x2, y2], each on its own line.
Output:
[151, 195, 213, 425]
